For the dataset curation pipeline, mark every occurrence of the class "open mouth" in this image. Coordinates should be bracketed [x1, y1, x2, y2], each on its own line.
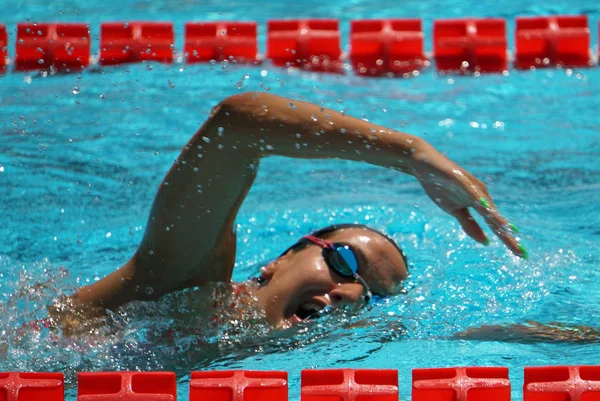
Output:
[295, 301, 328, 320]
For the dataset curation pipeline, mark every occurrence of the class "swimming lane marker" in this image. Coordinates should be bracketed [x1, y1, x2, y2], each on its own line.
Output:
[413, 367, 511, 401]
[190, 370, 288, 401]
[0, 24, 7, 73]
[0, 372, 64, 401]
[100, 22, 174, 66]
[184, 22, 259, 64]
[77, 371, 176, 400]
[433, 18, 508, 74]
[15, 23, 90, 72]
[301, 368, 398, 401]
[515, 16, 592, 69]
[524, 366, 600, 401]
[267, 19, 344, 73]
[350, 19, 427, 77]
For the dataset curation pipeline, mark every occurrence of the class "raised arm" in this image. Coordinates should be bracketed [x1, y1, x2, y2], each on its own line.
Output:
[69, 92, 524, 312]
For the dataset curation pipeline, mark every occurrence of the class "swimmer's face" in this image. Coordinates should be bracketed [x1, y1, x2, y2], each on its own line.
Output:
[254, 228, 408, 328]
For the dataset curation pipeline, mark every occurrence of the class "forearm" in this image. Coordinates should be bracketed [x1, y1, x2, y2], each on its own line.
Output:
[215, 92, 432, 174]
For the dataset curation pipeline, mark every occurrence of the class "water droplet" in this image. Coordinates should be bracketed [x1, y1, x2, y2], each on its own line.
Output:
[217, 144, 224, 150]
[288, 102, 297, 110]
[217, 127, 225, 136]
[260, 70, 268, 77]
[148, 250, 154, 256]
[145, 286, 154, 295]
[38, 59, 44, 64]
[168, 79, 175, 88]
[0, 165, 4, 173]
[202, 136, 211, 143]
[72, 86, 80, 95]
[311, 114, 318, 122]
[105, 232, 112, 238]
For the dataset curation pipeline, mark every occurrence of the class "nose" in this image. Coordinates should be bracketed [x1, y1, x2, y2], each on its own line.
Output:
[328, 283, 364, 306]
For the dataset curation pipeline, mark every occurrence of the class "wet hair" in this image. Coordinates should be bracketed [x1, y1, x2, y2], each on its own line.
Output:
[280, 223, 409, 271]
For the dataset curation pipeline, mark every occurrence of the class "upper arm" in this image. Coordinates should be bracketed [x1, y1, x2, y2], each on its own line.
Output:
[131, 101, 260, 298]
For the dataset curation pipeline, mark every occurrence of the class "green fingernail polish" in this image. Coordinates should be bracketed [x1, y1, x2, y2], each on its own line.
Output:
[509, 223, 520, 233]
[480, 197, 490, 208]
[518, 244, 529, 260]
[483, 238, 490, 246]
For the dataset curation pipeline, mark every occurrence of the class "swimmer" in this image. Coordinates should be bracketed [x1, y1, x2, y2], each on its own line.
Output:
[49, 92, 525, 333]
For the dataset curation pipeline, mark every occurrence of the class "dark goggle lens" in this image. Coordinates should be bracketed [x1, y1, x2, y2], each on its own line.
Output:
[325, 244, 359, 277]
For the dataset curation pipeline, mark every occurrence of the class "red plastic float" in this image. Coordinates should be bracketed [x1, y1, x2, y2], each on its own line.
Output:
[524, 366, 600, 401]
[413, 367, 511, 401]
[100, 22, 174, 65]
[190, 370, 287, 401]
[15, 23, 90, 71]
[433, 18, 507, 73]
[0, 372, 64, 401]
[1, 24, 7, 72]
[77, 371, 176, 401]
[185, 22, 257, 64]
[301, 369, 398, 401]
[350, 19, 426, 76]
[266, 19, 343, 73]
[515, 16, 591, 69]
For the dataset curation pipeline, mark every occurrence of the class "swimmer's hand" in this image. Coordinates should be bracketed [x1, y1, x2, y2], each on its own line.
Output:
[47, 296, 107, 337]
[411, 143, 525, 258]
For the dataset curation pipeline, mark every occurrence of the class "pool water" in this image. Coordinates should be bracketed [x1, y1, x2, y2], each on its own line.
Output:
[1, 0, 600, 399]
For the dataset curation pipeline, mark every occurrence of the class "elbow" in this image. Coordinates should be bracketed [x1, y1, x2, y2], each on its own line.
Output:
[218, 92, 259, 113]
[211, 91, 272, 130]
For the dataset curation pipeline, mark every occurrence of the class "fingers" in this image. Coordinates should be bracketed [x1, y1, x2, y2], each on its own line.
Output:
[472, 195, 527, 259]
[452, 208, 488, 245]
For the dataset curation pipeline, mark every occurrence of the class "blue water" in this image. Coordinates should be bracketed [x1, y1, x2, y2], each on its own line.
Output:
[1, 0, 600, 400]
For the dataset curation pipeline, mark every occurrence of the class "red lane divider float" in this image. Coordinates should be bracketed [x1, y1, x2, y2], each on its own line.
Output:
[1, 24, 7, 72]
[267, 19, 343, 73]
[524, 366, 600, 401]
[434, 18, 507, 73]
[0, 15, 598, 76]
[515, 15, 591, 69]
[190, 370, 288, 401]
[77, 371, 176, 401]
[15, 23, 90, 72]
[100, 22, 174, 66]
[0, 372, 64, 401]
[413, 367, 511, 401]
[185, 22, 258, 64]
[350, 19, 426, 77]
[301, 369, 398, 401]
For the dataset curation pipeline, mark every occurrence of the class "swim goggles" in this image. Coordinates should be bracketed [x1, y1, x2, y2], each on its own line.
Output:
[300, 235, 372, 304]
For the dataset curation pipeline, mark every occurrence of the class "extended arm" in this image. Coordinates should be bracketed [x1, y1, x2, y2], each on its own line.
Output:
[455, 322, 600, 344]
[68, 92, 523, 312]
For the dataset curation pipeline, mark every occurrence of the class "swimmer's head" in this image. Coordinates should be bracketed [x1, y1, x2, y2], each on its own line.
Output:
[253, 224, 409, 327]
